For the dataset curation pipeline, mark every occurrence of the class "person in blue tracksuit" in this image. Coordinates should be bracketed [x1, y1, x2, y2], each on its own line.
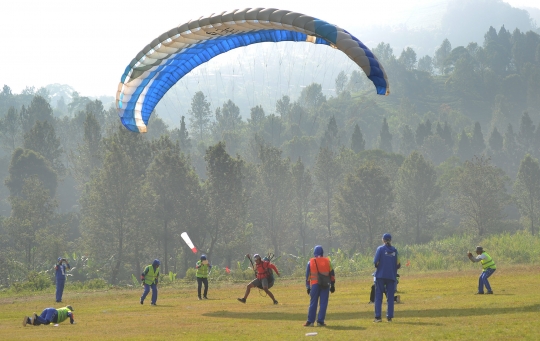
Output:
[303, 245, 335, 327]
[54, 257, 71, 303]
[373, 233, 400, 322]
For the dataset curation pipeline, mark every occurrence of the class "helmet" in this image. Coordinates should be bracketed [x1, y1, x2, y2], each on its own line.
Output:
[383, 233, 392, 241]
[475, 246, 484, 253]
[57, 257, 63, 262]
[253, 254, 261, 260]
[152, 259, 161, 266]
[313, 245, 324, 257]
[66, 305, 74, 311]
[200, 254, 207, 260]
[262, 256, 269, 262]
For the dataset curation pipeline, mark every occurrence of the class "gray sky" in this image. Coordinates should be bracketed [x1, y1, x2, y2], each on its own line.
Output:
[1, 0, 538, 97]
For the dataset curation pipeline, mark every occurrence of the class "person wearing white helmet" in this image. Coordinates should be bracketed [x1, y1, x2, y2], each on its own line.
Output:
[237, 254, 280, 305]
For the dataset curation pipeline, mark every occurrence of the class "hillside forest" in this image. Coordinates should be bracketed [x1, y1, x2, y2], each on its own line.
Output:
[0, 25, 540, 287]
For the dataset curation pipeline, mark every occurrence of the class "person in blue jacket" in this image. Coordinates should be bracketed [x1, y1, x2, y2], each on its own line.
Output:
[373, 233, 400, 322]
[54, 257, 71, 303]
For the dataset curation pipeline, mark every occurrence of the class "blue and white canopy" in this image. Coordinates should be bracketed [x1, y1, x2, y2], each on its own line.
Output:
[116, 8, 390, 133]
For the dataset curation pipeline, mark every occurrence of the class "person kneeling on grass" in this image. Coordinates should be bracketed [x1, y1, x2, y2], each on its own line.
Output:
[23, 305, 74, 326]
[237, 254, 280, 305]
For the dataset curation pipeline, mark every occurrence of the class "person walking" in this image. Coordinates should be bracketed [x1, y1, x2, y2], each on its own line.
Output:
[468, 246, 496, 294]
[303, 245, 335, 327]
[196, 254, 212, 300]
[373, 233, 400, 323]
[23, 305, 75, 326]
[54, 257, 71, 303]
[140, 259, 160, 305]
[237, 254, 280, 304]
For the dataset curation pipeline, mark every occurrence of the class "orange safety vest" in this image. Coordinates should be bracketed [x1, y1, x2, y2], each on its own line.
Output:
[309, 257, 331, 285]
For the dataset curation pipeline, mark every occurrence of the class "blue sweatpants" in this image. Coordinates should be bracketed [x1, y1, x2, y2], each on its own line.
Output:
[375, 278, 396, 319]
[141, 283, 158, 304]
[34, 308, 57, 325]
[478, 268, 496, 293]
[307, 283, 330, 324]
[55, 280, 65, 302]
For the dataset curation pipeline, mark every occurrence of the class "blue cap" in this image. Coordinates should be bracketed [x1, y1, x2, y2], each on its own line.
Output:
[152, 259, 160, 266]
[383, 233, 392, 241]
[58, 257, 63, 262]
[314, 245, 324, 257]
[201, 254, 207, 260]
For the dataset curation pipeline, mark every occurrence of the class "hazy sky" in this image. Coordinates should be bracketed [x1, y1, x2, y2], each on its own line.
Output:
[1, 0, 539, 97]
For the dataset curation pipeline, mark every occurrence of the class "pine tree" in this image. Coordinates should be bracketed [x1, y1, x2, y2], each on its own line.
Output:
[351, 124, 365, 153]
[488, 127, 503, 152]
[179, 116, 192, 152]
[378, 118, 392, 153]
[457, 129, 472, 161]
[188, 91, 212, 140]
[470, 122, 486, 156]
[399, 125, 416, 156]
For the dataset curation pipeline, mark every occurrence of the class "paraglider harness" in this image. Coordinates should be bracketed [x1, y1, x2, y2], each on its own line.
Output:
[246, 253, 276, 294]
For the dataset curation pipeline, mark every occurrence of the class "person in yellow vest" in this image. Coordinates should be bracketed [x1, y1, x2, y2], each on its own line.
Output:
[23, 305, 74, 326]
[467, 246, 496, 294]
[195, 254, 212, 300]
[140, 259, 160, 305]
[303, 245, 335, 327]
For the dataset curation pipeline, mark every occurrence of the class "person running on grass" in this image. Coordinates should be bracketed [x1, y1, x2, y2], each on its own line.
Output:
[237, 254, 280, 304]
[23, 305, 75, 326]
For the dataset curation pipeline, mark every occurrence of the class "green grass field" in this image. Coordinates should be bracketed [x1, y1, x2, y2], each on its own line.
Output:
[2, 266, 539, 340]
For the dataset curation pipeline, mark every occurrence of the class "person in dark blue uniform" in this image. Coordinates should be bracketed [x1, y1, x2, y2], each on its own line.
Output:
[54, 257, 71, 303]
[373, 233, 400, 322]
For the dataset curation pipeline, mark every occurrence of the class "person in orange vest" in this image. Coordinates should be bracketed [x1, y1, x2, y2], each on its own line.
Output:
[237, 254, 280, 304]
[303, 245, 335, 327]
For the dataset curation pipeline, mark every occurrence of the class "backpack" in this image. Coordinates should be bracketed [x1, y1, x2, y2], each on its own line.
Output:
[314, 259, 331, 289]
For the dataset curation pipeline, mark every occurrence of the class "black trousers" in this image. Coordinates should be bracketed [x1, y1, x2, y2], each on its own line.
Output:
[197, 277, 208, 297]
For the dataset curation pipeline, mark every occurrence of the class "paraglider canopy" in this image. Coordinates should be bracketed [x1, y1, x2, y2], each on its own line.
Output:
[116, 8, 390, 133]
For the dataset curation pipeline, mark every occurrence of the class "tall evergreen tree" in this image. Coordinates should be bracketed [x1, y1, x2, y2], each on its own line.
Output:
[513, 154, 540, 235]
[399, 125, 416, 156]
[336, 162, 393, 251]
[321, 116, 339, 151]
[395, 151, 440, 243]
[470, 122, 486, 156]
[488, 127, 504, 152]
[351, 124, 365, 153]
[457, 129, 472, 161]
[451, 156, 509, 236]
[188, 91, 212, 140]
[178, 116, 192, 152]
[378, 118, 392, 153]
[291, 158, 313, 257]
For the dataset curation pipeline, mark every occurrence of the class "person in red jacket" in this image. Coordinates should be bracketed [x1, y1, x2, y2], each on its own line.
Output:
[237, 254, 280, 304]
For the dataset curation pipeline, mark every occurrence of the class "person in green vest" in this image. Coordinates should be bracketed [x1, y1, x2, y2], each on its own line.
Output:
[140, 259, 160, 305]
[195, 254, 212, 300]
[23, 305, 74, 326]
[467, 246, 496, 294]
